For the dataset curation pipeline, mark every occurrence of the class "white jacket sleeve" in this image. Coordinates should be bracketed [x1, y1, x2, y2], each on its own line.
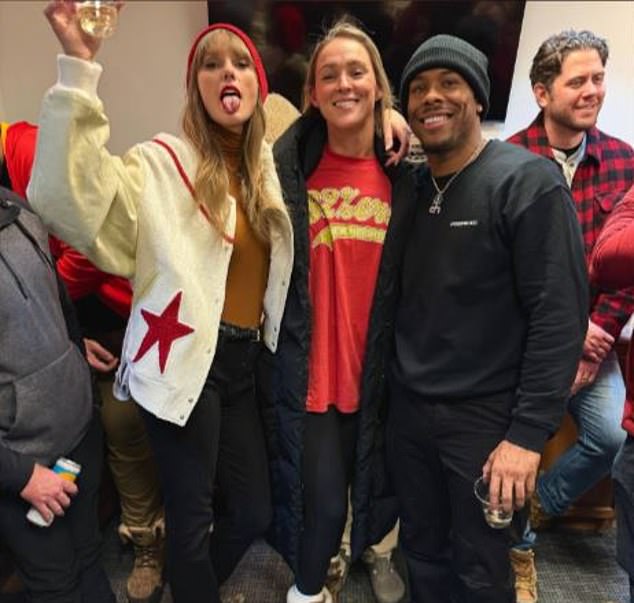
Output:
[28, 54, 143, 279]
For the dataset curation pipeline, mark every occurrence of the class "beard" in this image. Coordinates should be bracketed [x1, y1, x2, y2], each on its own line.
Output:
[547, 103, 601, 134]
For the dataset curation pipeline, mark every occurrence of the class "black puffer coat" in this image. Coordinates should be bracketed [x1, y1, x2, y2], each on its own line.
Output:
[264, 112, 419, 572]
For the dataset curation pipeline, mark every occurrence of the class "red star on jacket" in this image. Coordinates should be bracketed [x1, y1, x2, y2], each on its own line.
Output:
[132, 291, 194, 374]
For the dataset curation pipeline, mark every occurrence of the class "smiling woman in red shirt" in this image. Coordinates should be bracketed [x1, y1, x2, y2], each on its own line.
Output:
[270, 19, 417, 603]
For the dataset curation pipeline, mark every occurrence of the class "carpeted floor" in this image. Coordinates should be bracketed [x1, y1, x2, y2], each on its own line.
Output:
[536, 526, 630, 603]
[102, 522, 630, 602]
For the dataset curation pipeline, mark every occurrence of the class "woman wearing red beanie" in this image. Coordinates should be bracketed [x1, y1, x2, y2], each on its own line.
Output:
[28, 3, 293, 602]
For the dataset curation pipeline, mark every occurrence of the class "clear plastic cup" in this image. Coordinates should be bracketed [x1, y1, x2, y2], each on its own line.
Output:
[473, 476, 513, 529]
[77, 1, 118, 39]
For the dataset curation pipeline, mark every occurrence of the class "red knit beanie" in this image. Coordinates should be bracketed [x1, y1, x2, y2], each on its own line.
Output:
[186, 23, 269, 101]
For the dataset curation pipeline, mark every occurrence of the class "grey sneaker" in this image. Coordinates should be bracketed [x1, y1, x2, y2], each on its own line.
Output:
[366, 553, 405, 603]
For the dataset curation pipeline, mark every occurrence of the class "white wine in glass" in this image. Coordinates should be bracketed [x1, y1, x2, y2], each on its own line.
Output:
[77, 1, 118, 39]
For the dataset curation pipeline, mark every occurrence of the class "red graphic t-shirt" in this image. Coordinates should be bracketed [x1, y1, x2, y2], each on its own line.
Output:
[306, 146, 392, 413]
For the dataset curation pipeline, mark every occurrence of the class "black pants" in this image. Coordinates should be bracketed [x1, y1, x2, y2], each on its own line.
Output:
[387, 380, 515, 603]
[141, 335, 271, 603]
[296, 408, 359, 595]
[0, 411, 114, 603]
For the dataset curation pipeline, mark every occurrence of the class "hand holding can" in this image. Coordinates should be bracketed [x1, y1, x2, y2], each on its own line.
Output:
[26, 458, 81, 528]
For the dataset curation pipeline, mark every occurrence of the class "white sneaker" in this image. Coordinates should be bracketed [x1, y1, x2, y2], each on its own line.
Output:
[286, 584, 333, 603]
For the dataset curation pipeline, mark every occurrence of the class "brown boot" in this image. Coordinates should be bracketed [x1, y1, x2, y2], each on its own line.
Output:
[510, 548, 538, 603]
[528, 490, 552, 531]
[325, 548, 350, 602]
[119, 519, 165, 603]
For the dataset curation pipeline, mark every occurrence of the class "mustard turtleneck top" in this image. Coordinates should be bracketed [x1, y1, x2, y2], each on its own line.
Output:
[213, 125, 270, 329]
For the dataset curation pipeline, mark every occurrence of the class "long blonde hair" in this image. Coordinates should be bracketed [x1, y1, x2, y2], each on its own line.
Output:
[303, 18, 394, 136]
[182, 29, 284, 241]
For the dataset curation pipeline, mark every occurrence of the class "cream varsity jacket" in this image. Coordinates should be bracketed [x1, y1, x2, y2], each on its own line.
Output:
[28, 55, 293, 426]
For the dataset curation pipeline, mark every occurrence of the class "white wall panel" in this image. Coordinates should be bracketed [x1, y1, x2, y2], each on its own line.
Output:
[0, 1, 207, 154]
[503, 1, 634, 145]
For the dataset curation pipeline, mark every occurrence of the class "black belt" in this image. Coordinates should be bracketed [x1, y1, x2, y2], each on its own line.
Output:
[218, 321, 261, 342]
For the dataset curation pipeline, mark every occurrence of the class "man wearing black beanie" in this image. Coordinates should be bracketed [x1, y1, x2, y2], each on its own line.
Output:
[387, 34, 588, 602]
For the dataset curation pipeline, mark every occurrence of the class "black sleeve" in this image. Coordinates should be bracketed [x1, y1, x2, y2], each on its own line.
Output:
[505, 185, 588, 452]
[55, 269, 86, 356]
[0, 444, 35, 496]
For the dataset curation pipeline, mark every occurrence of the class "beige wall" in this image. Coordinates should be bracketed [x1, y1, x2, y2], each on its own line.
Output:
[503, 1, 634, 144]
[0, 1, 207, 154]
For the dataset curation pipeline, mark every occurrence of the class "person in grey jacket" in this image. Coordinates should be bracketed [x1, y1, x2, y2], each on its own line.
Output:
[0, 186, 114, 602]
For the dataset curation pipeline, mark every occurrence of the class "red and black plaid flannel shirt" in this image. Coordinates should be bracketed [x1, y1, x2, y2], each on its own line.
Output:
[508, 112, 634, 339]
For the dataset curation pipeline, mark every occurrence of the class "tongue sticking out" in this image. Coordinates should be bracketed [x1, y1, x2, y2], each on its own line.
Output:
[221, 95, 241, 114]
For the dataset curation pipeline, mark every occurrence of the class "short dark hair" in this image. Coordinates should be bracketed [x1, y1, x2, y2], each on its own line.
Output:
[530, 30, 608, 89]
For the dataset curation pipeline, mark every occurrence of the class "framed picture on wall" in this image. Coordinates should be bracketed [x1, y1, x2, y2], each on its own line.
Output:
[207, 0, 526, 121]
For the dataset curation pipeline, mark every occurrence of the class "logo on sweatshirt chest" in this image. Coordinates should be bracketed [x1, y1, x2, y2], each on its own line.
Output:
[449, 219, 479, 228]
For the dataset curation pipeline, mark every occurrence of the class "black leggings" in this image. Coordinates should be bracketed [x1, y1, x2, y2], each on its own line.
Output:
[141, 335, 271, 603]
[296, 408, 359, 595]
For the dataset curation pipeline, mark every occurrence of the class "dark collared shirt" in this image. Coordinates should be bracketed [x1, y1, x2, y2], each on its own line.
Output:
[508, 113, 634, 339]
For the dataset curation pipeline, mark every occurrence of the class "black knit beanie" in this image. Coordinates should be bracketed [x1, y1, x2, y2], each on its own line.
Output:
[399, 34, 490, 119]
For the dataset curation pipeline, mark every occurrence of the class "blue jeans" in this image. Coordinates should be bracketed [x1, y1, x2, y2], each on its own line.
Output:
[538, 351, 626, 516]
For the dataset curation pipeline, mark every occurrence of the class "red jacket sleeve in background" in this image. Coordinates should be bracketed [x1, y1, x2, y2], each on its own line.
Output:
[591, 184, 634, 290]
[590, 184, 634, 436]
[4, 121, 37, 199]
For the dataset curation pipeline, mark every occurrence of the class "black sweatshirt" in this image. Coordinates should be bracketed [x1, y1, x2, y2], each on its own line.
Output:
[393, 140, 588, 452]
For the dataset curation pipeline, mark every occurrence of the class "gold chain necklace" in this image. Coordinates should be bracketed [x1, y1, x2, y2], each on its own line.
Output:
[429, 139, 488, 215]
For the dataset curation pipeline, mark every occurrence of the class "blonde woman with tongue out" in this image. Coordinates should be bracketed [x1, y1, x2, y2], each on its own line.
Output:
[28, 2, 293, 602]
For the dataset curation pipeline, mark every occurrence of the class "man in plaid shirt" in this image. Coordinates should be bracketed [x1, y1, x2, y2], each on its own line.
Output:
[508, 30, 634, 603]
